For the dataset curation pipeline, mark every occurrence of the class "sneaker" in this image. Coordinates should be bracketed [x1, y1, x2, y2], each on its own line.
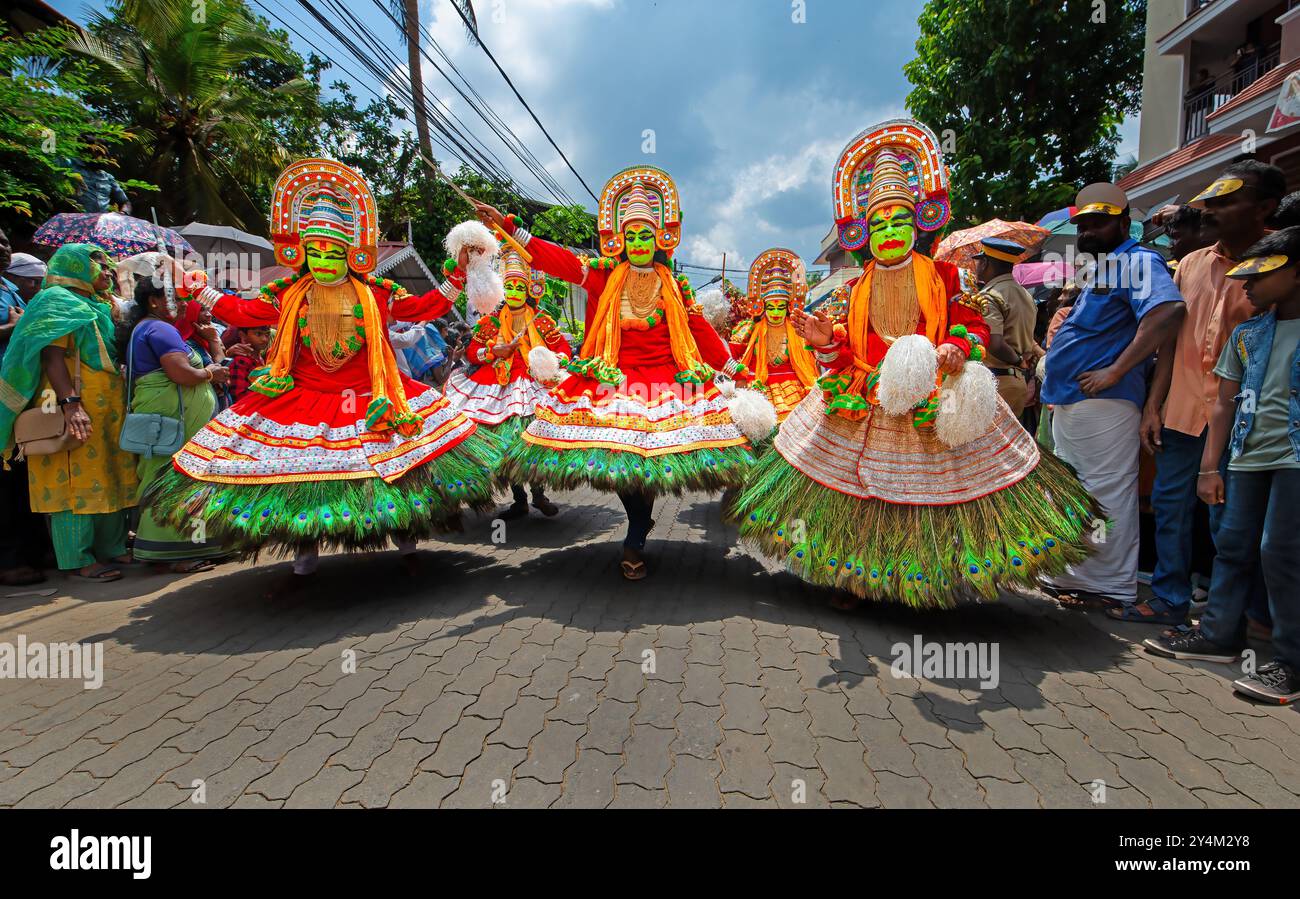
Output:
[1143, 626, 1243, 663]
[1233, 661, 1300, 705]
[531, 492, 559, 517]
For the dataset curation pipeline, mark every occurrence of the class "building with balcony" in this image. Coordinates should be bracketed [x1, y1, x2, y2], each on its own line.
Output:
[1119, 0, 1300, 210]
[807, 225, 863, 309]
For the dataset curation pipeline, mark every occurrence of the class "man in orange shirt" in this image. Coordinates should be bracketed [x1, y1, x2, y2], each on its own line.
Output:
[1129, 160, 1285, 625]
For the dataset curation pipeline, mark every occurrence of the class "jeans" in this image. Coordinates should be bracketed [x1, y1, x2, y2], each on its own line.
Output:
[617, 491, 655, 550]
[1199, 469, 1300, 670]
[1150, 427, 1270, 621]
[1150, 428, 1214, 608]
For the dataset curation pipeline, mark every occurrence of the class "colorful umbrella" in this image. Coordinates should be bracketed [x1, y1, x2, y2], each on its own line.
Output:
[934, 219, 1050, 271]
[1036, 207, 1076, 228]
[1013, 261, 1073, 288]
[33, 213, 193, 259]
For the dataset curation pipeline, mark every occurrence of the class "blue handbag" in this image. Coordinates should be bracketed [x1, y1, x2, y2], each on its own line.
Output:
[118, 328, 187, 459]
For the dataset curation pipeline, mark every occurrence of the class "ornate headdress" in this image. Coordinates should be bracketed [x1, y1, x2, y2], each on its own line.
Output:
[500, 244, 546, 303]
[596, 166, 682, 258]
[271, 158, 379, 273]
[832, 119, 950, 252]
[745, 248, 806, 318]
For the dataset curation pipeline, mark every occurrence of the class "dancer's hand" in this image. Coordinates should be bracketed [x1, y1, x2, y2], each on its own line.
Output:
[471, 200, 508, 232]
[456, 246, 484, 271]
[937, 343, 965, 376]
[795, 308, 835, 347]
[491, 337, 520, 359]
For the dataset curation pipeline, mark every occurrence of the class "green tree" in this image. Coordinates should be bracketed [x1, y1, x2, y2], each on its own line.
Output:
[532, 204, 596, 248]
[0, 23, 142, 236]
[70, 0, 316, 232]
[904, 0, 1146, 225]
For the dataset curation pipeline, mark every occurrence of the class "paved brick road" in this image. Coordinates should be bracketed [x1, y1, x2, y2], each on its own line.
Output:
[1, 488, 1297, 808]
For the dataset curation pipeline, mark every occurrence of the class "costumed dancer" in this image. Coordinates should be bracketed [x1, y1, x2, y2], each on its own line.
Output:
[441, 230, 572, 519]
[470, 167, 775, 580]
[731, 120, 1100, 609]
[143, 159, 499, 575]
[727, 249, 819, 423]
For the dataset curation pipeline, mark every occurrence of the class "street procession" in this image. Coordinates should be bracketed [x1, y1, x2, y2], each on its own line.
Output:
[0, 0, 1296, 867]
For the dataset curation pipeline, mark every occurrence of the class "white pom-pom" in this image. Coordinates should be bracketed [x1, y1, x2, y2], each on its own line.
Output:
[877, 334, 938, 415]
[528, 345, 562, 383]
[714, 376, 737, 398]
[443, 220, 498, 261]
[727, 387, 778, 442]
[935, 360, 998, 448]
[697, 287, 730, 330]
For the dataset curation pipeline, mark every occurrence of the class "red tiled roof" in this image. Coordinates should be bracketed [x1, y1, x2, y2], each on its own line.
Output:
[1206, 57, 1300, 122]
[1117, 132, 1241, 192]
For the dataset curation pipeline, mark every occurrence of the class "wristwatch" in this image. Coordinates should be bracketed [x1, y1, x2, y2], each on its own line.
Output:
[57, 395, 82, 407]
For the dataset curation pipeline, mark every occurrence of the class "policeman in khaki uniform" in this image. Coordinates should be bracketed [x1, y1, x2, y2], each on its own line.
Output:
[973, 237, 1039, 417]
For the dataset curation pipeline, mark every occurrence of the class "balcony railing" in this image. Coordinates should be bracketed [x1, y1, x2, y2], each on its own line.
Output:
[1183, 42, 1282, 143]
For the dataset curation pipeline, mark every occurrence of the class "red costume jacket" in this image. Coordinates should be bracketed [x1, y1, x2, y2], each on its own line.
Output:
[814, 259, 989, 372]
[510, 230, 734, 379]
[464, 309, 572, 385]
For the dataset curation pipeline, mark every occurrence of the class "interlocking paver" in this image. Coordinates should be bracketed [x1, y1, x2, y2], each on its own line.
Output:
[664, 755, 722, 808]
[4, 488, 1298, 809]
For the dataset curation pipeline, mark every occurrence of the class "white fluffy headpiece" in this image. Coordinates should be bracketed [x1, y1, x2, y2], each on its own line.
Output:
[697, 287, 730, 331]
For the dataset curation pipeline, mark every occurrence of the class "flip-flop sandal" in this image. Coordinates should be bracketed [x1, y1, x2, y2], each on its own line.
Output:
[1106, 600, 1187, 626]
[172, 560, 217, 574]
[1051, 590, 1125, 611]
[74, 565, 122, 582]
[620, 560, 647, 581]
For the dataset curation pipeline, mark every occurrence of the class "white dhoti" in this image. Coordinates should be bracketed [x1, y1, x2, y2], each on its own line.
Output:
[1044, 398, 1140, 601]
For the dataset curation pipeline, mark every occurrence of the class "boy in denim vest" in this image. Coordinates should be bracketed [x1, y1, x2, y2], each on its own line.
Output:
[1145, 227, 1300, 704]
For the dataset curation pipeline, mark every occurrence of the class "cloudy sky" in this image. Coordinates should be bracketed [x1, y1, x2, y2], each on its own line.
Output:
[51, 0, 1138, 284]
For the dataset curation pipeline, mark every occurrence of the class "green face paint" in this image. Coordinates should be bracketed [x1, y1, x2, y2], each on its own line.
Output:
[305, 239, 348, 285]
[623, 225, 656, 266]
[503, 279, 529, 309]
[868, 204, 916, 264]
[764, 298, 789, 324]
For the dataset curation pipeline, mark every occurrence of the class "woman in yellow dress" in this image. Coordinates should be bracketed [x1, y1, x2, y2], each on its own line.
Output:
[0, 244, 138, 581]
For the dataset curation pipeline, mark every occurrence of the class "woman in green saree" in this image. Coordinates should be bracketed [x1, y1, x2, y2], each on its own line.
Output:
[0, 244, 138, 581]
[125, 279, 229, 571]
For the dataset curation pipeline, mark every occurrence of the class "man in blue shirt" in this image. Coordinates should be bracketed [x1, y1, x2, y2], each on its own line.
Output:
[1041, 183, 1186, 607]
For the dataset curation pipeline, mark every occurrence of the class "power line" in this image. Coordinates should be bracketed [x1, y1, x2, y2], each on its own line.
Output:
[301, 0, 528, 194]
[364, 0, 576, 206]
[443, 0, 599, 204]
[398, 2, 580, 207]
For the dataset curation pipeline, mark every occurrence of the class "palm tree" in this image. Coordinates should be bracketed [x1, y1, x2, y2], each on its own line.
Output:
[396, 0, 434, 162]
[393, 0, 478, 163]
[65, 0, 314, 232]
